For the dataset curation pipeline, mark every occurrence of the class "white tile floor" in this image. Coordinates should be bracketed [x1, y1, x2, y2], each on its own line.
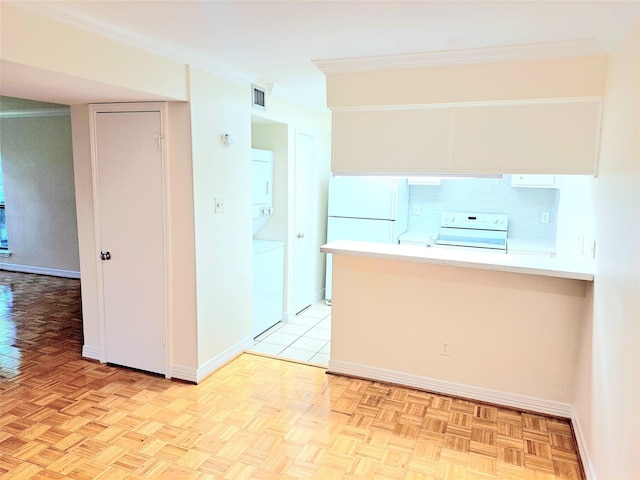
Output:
[247, 301, 331, 365]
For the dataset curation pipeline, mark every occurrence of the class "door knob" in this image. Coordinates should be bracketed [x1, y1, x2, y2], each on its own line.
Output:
[296, 233, 304, 239]
[100, 251, 112, 261]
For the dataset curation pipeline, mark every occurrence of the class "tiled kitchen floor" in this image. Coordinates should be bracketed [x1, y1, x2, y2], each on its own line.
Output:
[247, 301, 331, 365]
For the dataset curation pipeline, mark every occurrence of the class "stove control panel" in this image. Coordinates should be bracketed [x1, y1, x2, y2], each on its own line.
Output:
[441, 212, 508, 231]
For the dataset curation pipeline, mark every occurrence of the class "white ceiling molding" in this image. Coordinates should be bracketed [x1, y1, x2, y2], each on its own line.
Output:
[0, 108, 70, 118]
[313, 39, 606, 74]
[11, 1, 257, 86]
[328, 96, 604, 112]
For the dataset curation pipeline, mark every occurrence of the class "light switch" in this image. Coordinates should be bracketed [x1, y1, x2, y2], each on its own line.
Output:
[215, 197, 225, 213]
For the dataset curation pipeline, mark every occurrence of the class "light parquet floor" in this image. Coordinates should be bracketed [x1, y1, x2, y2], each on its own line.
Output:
[0, 271, 585, 479]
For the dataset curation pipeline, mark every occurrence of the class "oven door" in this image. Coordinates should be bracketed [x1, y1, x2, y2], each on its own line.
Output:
[432, 243, 507, 254]
[434, 228, 507, 253]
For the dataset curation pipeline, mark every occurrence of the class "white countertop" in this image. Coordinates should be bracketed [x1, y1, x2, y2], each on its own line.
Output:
[507, 238, 556, 254]
[398, 231, 435, 245]
[321, 240, 594, 281]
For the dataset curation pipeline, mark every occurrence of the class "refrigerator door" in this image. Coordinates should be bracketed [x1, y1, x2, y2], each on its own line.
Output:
[328, 176, 404, 220]
[325, 217, 397, 301]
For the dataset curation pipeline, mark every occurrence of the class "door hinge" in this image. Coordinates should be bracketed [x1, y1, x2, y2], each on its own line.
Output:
[162, 333, 166, 346]
[155, 134, 164, 151]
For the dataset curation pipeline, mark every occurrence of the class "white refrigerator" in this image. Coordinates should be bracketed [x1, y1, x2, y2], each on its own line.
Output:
[325, 176, 409, 301]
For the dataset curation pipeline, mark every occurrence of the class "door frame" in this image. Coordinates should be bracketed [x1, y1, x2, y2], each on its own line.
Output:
[88, 102, 172, 377]
[292, 129, 316, 314]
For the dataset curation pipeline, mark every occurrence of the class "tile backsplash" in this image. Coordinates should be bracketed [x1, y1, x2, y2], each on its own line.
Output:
[408, 175, 559, 243]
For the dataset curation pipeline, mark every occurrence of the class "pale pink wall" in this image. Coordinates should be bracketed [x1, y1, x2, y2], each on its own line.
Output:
[573, 22, 640, 479]
[326, 56, 607, 108]
[331, 255, 588, 404]
[1, 3, 188, 103]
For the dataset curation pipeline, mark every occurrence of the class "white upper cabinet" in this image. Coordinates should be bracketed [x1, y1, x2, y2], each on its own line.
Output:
[451, 100, 602, 174]
[331, 107, 451, 175]
[330, 99, 602, 176]
[251, 149, 274, 218]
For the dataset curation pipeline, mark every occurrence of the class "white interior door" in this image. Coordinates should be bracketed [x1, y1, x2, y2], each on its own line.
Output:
[293, 132, 315, 314]
[94, 107, 167, 375]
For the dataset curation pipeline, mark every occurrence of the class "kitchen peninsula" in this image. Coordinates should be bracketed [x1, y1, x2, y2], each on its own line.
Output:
[321, 240, 594, 417]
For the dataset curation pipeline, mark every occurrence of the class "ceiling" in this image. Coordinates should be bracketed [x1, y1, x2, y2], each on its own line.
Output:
[8, 1, 640, 109]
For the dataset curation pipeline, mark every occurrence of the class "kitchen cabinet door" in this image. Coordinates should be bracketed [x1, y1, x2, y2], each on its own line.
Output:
[331, 107, 451, 175]
[251, 149, 273, 218]
[450, 100, 602, 174]
[252, 158, 272, 205]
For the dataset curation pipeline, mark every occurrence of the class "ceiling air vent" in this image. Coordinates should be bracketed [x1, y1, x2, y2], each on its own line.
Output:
[252, 85, 266, 110]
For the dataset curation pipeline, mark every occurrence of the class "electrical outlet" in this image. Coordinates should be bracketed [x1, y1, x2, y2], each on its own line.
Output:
[440, 339, 451, 356]
[541, 212, 550, 224]
[412, 205, 421, 216]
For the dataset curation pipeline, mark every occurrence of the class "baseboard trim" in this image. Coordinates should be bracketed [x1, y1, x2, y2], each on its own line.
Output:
[82, 345, 101, 361]
[0, 264, 80, 279]
[571, 407, 596, 480]
[171, 364, 198, 383]
[328, 359, 574, 418]
[195, 336, 254, 383]
[313, 289, 325, 304]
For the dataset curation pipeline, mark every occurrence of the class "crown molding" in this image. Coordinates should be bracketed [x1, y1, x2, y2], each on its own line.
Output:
[11, 1, 257, 86]
[313, 39, 606, 74]
[0, 107, 70, 118]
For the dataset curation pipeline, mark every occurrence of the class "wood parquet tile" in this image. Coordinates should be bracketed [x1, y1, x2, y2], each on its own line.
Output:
[0, 271, 585, 479]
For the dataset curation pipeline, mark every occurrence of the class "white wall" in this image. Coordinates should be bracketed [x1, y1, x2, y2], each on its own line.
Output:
[573, 22, 640, 479]
[166, 102, 198, 371]
[189, 67, 254, 366]
[555, 175, 596, 260]
[0, 106, 80, 276]
[69, 105, 100, 351]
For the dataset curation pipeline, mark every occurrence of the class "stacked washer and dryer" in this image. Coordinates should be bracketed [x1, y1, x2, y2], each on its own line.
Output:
[251, 149, 284, 338]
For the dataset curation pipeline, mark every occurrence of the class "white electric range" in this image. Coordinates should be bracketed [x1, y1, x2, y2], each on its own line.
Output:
[434, 212, 509, 254]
